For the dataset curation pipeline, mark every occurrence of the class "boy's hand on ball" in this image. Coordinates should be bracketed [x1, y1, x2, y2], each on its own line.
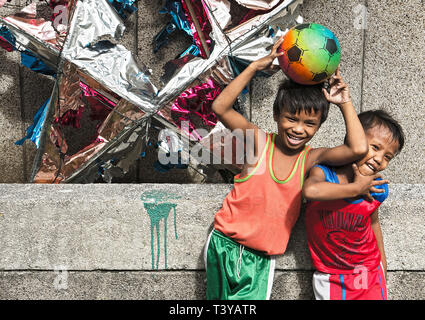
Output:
[251, 36, 284, 72]
[322, 67, 351, 106]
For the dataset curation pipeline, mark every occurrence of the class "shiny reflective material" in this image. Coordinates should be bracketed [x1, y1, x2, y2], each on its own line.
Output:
[235, 0, 282, 10]
[61, 0, 158, 112]
[1, 0, 303, 183]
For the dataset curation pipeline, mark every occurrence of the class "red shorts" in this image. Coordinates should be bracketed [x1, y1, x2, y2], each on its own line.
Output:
[312, 263, 387, 300]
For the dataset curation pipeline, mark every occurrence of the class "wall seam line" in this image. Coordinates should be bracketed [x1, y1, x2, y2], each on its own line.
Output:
[359, 0, 368, 113]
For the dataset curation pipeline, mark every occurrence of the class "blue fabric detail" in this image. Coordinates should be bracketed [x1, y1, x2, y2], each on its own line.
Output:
[314, 164, 389, 204]
[107, 0, 137, 20]
[0, 26, 15, 45]
[370, 181, 388, 203]
[15, 98, 50, 148]
[21, 51, 56, 76]
[315, 164, 339, 184]
[377, 265, 386, 300]
[154, 0, 195, 55]
[340, 274, 346, 300]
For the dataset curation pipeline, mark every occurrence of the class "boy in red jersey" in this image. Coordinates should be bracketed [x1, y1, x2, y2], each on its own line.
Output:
[303, 110, 405, 300]
[204, 36, 369, 300]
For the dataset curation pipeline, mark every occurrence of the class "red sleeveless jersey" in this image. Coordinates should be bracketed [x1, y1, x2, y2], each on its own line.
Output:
[214, 133, 311, 255]
[305, 165, 388, 274]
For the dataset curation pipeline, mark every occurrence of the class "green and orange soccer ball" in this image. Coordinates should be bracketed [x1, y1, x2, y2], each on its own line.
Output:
[278, 23, 341, 85]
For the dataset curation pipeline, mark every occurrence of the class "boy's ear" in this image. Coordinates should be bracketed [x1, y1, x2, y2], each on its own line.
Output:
[273, 113, 279, 122]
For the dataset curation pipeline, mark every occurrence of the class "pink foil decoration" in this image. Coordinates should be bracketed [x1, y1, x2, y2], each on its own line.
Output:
[54, 62, 85, 128]
[0, 36, 13, 52]
[80, 82, 118, 112]
[239, 0, 284, 24]
[180, 0, 212, 59]
[170, 78, 221, 141]
[48, 0, 69, 23]
[80, 81, 118, 131]
[2, 2, 66, 50]
[56, 107, 85, 128]
[235, 0, 282, 10]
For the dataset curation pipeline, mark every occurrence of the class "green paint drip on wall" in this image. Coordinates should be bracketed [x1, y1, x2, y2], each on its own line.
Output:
[141, 190, 181, 270]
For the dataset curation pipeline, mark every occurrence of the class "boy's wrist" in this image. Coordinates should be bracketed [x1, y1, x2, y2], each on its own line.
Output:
[350, 181, 363, 197]
[248, 62, 259, 73]
[336, 99, 353, 108]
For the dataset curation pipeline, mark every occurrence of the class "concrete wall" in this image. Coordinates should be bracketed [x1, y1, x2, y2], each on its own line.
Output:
[0, 0, 424, 300]
[0, 184, 423, 300]
[251, 0, 425, 185]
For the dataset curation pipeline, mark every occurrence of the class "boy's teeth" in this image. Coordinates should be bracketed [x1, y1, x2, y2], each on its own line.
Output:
[287, 134, 304, 146]
[288, 134, 302, 140]
[367, 164, 375, 171]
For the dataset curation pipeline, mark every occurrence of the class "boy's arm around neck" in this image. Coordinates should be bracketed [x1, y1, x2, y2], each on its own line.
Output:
[302, 166, 362, 201]
[302, 164, 389, 202]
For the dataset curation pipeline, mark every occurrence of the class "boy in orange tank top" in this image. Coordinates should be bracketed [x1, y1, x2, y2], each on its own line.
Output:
[204, 36, 369, 300]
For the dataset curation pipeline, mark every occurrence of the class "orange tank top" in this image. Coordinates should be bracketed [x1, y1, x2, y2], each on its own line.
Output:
[214, 133, 311, 255]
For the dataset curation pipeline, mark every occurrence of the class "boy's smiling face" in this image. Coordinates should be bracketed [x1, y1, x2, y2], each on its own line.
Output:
[274, 108, 322, 151]
[356, 125, 400, 175]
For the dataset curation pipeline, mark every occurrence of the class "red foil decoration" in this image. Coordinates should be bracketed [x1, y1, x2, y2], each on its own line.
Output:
[170, 78, 220, 141]
[0, 36, 14, 52]
[80, 81, 116, 125]
[56, 106, 85, 128]
[239, 0, 284, 24]
[180, 0, 212, 59]
[48, 0, 69, 23]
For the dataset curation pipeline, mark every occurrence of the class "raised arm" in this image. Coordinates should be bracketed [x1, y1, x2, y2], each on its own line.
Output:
[302, 164, 389, 202]
[308, 68, 368, 168]
[212, 36, 284, 133]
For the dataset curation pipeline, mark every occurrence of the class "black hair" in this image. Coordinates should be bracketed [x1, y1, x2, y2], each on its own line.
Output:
[273, 79, 330, 125]
[358, 109, 405, 153]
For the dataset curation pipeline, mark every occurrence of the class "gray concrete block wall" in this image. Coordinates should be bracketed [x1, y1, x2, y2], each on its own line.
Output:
[0, 0, 424, 301]
[0, 4, 25, 183]
[361, 0, 425, 184]
[1, 270, 424, 300]
[0, 184, 423, 300]
[251, 1, 425, 184]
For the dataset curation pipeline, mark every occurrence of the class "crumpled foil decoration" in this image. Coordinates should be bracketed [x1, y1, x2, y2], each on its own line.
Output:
[169, 78, 220, 140]
[15, 98, 51, 148]
[154, 0, 194, 55]
[107, 0, 138, 20]
[235, 0, 282, 10]
[1, 0, 304, 183]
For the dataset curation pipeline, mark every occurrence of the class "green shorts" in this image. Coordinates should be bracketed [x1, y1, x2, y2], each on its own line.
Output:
[204, 229, 275, 300]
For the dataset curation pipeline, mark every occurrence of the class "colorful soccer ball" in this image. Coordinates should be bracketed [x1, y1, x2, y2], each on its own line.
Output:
[278, 23, 341, 85]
